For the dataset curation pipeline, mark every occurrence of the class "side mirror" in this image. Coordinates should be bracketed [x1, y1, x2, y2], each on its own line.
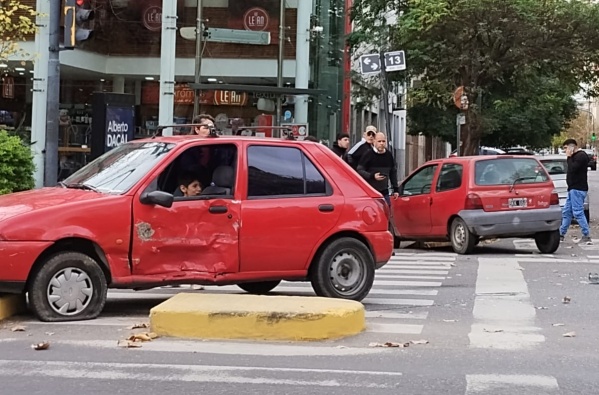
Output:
[140, 190, 174, 208]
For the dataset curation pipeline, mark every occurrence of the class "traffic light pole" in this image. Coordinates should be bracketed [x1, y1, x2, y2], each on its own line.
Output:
[44, 0, 61, 187]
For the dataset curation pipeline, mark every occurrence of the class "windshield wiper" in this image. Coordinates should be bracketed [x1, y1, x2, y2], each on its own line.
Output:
[509, 176, 537, 193]
[62, 183, 101, 193]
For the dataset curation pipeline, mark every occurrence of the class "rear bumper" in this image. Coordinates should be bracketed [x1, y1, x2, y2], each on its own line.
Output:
[365, 231, 393, 269]
[458, 206, 562, 237]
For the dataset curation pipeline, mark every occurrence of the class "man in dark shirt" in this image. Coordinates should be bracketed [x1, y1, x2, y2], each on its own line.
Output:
[357, 131, 399, 205]
[347, 126, 376, 169]
[331, 133, 350, 159]
[560, 138, 592, 244]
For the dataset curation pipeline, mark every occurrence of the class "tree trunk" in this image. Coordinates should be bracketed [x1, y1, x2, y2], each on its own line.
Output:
[461, 114, 482, 156]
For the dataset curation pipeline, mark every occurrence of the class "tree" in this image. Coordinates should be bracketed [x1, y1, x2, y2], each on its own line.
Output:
[349, 0, 599, 155]
[0, 130, 34, 194]
[0, 0, 37, 62]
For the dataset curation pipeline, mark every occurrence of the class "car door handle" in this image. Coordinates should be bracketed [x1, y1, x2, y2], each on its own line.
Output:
[319, 204, 335, 212]
[209, 206, 228, 214]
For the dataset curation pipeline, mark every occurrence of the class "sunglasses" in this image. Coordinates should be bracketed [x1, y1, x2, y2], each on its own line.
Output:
[366, 131, 375, 137]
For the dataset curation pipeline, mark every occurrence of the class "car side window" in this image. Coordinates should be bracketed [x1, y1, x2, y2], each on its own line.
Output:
[152, 143, 238, 200]
[401, 165, 438, 196]
[247, 146, 328, 198]
[436, 163, 463, 192]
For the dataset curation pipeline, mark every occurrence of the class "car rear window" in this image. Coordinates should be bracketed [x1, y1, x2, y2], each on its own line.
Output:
[540, 159, 567, 175]
[475, 158, 549, 186]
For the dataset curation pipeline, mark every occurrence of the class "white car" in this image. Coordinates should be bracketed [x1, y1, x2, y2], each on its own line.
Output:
[539, 155, 590, 222]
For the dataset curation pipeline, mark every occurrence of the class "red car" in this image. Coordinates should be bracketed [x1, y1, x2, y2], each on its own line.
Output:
[0, 136, 392, 321]
[391, 156, 562, 254]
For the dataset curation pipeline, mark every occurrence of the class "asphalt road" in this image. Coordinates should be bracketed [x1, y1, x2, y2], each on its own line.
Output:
[1, 169, 599, 394]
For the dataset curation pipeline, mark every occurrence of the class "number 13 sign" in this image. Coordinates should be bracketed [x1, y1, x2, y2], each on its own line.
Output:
[383, 50, 406, 72]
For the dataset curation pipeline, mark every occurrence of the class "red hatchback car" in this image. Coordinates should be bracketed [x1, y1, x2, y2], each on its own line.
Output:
[0, 136, 392, 321]
[391, 156, 562, 254]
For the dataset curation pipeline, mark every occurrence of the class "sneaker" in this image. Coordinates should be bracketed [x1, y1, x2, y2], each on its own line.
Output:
[581, 236, 593, 245]
[560, 235, 565, 242]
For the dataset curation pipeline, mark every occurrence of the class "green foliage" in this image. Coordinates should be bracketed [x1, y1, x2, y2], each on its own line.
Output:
[349, 0, 599, 154]
[0, 130, 34, 194]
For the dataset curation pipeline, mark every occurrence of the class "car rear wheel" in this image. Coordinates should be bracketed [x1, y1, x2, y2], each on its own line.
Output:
[237, 281, 281, 294]
[28, 252, 107, 322]
[450, 218, 476, 254]
[534, 230, 560, 254]
[310, 237, 374, 301]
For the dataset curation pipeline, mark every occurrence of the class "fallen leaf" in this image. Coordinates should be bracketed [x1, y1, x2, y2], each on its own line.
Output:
[44, 332, 55, 336]
[483, 328, 504, 333]
[117, 340, 142, 348]
[129, 323, 149, 330]
[31, 342, 50, 350]
[563, 332, 576, 338]
[410, 339, 429, 345]
[442, 319, 458, 323]
[563, 296, 571, 304]
[127, 332, 159, 342]
[552, 323, 565, 327]
[368, 342, 409, 348]
[10, 325, 26, 332]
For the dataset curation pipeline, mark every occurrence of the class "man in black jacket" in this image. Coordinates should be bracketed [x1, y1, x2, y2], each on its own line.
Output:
[347, 126, 376, 169]
[331, 133, 350, 159]
[560, 138, 592, 244]
[357, 131, 399, 205]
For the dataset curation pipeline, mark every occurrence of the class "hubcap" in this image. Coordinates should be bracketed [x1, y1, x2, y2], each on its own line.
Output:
[329, 252, 365, 296]
[454, 223, 466, 247]
[47, 267, 93, 316]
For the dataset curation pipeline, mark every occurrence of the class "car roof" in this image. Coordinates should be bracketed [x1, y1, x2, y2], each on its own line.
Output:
[132, 135, 319, 146]
[432, 155, 542, 164]
[537, 155, 567, 161]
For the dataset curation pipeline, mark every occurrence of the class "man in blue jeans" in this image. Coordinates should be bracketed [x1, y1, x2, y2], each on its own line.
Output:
[560, 138, 592, 244]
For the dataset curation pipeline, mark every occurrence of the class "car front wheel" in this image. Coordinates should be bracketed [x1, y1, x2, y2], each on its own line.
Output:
[28, 252, 107, 322]
[310, 237, 374, 301]
[534, 230, 560, 254]
[237, 281, 281, 294]
[450, 217, 476, 254]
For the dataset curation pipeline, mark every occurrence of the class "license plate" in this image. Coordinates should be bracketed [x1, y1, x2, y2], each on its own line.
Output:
[508, 198, 527, 208]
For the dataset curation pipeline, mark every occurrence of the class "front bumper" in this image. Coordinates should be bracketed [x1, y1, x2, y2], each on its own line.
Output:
[458, 206, 562, 237]
[0, 241, 53, 293]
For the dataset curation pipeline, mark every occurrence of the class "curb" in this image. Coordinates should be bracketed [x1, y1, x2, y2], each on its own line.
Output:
[0, 294, 26, 322]
[150, 293, 365, 341]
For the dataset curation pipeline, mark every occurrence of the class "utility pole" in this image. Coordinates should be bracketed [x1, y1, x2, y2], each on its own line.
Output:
[44, 0, 61, 187]
[275, 0, 286, 126]
[193, 0, 203, 118]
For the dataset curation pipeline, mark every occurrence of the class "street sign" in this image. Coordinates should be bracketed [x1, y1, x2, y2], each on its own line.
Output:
[383, 50, 406, 72]
[359, 53, 381, 75]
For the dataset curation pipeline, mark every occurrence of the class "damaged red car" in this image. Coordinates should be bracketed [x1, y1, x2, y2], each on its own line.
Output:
[0, 136, 392, 321]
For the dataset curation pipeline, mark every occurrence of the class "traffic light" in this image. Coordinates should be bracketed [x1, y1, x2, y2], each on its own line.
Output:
[64, 0, 95, 49]
[592, 132, 596, 142]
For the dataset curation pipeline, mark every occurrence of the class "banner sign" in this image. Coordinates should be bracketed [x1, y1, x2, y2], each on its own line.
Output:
[228, 0, 280, 43]
[105, 106, 135, 152]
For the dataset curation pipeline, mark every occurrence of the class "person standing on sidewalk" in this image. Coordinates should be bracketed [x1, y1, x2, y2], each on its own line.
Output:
[560, 138, 592, 244]
[357, 131, 399, 205]
[347, 125, 376, 169]
[331, 133, 350, 159]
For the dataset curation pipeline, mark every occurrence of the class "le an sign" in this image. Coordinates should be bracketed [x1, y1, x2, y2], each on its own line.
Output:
[244, 7, 269, 31]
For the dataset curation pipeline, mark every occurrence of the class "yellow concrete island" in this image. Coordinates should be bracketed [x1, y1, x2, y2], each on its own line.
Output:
[0, 294, 26, 322]
[150, 293, 366, 341]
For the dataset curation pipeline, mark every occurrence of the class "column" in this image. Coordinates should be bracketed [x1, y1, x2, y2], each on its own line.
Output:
[30, 0, 50, 188]
[158, 0, 177, 136]
[113, 76, 125, 93]
[293, 0, 310, 124]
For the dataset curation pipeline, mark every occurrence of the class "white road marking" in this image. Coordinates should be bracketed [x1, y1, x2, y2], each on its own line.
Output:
[512, 239, 538, 250]
[363, 298, 434, 306]
[469, 258, 544, 350]
[367, 323, 423, 334]
[377, 269, 450, 275]
[374, 280, 442, 287]
[465, 374, 559, 393]
[375, 274, 447, 280]
[365, 310, 428, 320]
[382, 264, 453, 270]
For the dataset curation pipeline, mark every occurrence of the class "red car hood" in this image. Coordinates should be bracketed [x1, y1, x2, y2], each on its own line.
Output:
[0, 187, 111, 221]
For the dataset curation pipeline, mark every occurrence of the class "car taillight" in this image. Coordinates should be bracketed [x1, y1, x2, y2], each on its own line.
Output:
[464, 193, 483, 210]
[550, 192, 559, 205]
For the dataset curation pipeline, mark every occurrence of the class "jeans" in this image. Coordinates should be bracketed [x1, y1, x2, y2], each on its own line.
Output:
[380, 190, 391, 206]
[560, 189, 590, 237]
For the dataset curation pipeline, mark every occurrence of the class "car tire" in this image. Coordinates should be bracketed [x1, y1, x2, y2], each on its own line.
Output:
[237, 281, 281, 295]
[28, 252, 107, 322]
[534, 230, 560, 254]
[450, 218, 476, 254]
[310, 237, 375, 301]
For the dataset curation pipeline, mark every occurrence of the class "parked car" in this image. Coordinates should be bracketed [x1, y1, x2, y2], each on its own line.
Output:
[448, 146, 505, 157]
[582, 149, 597, 171]
[391, 155, 562, 254]
[502, 147, 536, 155]
[0, 136, 393, 321]
[538, 155, 590, 222]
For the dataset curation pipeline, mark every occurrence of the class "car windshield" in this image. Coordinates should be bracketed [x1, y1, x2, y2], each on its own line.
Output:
[475, 158, 549, 186]
[63, 142, 175, 193]
[540, 159, 567, 175]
